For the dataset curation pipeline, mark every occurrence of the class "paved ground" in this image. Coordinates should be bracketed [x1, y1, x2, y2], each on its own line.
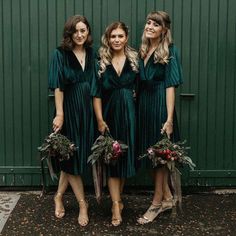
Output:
[0, 190, 236, 236]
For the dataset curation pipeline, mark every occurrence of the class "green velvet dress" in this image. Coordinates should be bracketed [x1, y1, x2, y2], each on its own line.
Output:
[91, 59, 137, 178]
[137, 44, 183, 169]
[48, 46, 94, 175]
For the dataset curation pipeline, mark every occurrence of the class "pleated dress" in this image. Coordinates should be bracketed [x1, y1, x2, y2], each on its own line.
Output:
[91, 59, 137, 178]
[48, 46, 94, 175]
[137, 44, 183, 169]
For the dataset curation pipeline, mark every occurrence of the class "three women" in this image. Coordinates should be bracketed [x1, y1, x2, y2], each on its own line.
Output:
[48, 10, 183, 226]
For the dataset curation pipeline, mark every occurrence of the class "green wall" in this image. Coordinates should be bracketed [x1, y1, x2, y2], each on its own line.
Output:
[0, 0, 236, 187]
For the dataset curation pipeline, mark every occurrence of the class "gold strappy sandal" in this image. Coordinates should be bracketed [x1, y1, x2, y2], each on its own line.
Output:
[78, 199, 89, 227]
[137, 203, 162, 225]
[111, 201, 123, 226]
[54, 192, 65, 219]
[161, 198, 177, 218]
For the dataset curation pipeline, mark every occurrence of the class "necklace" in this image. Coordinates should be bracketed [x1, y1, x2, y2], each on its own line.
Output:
[73, 49, 86, 70]
[112, 55, 126, 76]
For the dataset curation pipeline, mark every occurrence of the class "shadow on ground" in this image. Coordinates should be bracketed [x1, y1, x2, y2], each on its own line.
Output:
[1, 192, 236, 236]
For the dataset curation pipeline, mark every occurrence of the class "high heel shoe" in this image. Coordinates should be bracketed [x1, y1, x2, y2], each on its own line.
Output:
[78, 199, 89, 227]
[161, 198, 177, 218]
[54, 192, 65, 219]
[137, 203, 162, 225]
[111, 201, 123, 226]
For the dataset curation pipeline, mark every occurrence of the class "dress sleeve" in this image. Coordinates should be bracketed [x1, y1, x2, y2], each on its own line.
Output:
[48, 49, 65, 91]
[165, 45, 183, 88]
[90, 59, 102, 98]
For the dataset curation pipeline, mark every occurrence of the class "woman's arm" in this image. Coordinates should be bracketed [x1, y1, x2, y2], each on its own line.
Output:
[93, 97, 108, 134]
[162, 86, 175, 138]
[53, 88, 64, 133]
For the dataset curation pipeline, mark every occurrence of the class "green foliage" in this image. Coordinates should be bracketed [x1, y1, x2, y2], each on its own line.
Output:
[38, 133, 77, 161]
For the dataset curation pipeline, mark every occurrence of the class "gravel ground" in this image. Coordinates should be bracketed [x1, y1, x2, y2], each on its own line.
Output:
[1, 191, 236, 236]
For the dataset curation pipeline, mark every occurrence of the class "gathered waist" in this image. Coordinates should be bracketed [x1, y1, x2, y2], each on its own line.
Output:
[139, 80, 163, 90]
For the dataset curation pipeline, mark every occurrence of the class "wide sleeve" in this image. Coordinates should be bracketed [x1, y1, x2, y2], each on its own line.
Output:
[90, 59, 102, 98]
[48, 49, 65, 91]
[164, 45, 183, 88]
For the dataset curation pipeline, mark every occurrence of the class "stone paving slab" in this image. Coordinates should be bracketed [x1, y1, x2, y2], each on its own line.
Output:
[0, 192, 20, 234]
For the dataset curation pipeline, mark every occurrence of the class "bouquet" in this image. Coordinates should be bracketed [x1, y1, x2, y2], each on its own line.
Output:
[88, 130, 128, 203]
[139, 132, 195, 211]
[139, 132, 195, 171]
[38, 132, 77, 182]
[38, 132, 77, 161]
[88, 130, 128, 166]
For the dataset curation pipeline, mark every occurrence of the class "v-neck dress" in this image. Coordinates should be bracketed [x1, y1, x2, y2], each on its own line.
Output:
[48, 46, 95, 175]
[137, 44, 183, 169]
[91, 59, 137, 178]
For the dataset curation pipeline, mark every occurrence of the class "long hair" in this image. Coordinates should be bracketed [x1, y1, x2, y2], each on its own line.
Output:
[61, 15, 93, 50]
[98, 22, 138, 77]
[140, 11, 172, 64]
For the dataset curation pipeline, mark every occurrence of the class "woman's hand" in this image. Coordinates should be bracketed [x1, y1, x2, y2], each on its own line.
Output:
[98, 120, 109, 134]
[161, 121, 173, 139]
[53, 115, 64, 133]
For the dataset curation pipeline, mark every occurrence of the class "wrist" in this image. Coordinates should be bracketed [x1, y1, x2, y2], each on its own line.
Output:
[56, 114, 64, 119]
[166, 120, 173, 125]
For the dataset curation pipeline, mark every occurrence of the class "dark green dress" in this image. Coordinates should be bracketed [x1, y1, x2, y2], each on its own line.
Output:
[137, 44, 183, 169]
[48, 46, 94, 175]
[91, 59, 137, 178]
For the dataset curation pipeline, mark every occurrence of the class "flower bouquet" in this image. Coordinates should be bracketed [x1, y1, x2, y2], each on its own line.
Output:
[38, 132, 77, 161]
[139, 132, 195, 171]
[88, 130, 128, 166]
[139, 132, 195, 211]
[88, 130, 128, 202]
[38, 132, 77, 181]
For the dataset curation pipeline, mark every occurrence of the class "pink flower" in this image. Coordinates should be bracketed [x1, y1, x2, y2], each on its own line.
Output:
[112, 141, 122, 158]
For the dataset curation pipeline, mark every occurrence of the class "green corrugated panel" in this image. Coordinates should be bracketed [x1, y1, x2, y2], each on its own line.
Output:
[0, 0, 236, 187]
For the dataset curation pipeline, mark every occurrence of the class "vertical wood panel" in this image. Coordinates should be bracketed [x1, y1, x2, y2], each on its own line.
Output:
[215, 0, 227, 170]
[0, 0, 5, 166]
[207, 0, 218, 168]
[3, 0, 14, 166]
[0, 0, 236, 186]
[189, 0, 200, 167]
[12, 0, 23, 166]
[224, 0, 235, 169]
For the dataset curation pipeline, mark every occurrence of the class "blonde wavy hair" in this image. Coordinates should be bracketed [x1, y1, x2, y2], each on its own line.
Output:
[98, 22, 138, 77]
[140, 11, 172, 64]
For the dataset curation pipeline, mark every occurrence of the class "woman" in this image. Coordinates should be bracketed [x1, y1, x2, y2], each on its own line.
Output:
[91, 22, 138, 226]
[137, 11, 183, 224]
[48, 15, 94, 226]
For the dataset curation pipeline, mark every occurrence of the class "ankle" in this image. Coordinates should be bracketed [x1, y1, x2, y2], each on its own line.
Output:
[78, 199, 88, 207]
[55, 192, 63, 199]
[152, 200, 161, 206]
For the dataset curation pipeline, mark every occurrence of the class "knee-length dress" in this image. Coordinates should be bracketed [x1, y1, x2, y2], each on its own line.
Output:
[48, 46, 94, 175]
[137, 44, 183, 169]
[91, 59, 137, 178]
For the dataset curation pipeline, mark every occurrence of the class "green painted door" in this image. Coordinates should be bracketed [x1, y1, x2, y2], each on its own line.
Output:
[0, 0, 235, 187]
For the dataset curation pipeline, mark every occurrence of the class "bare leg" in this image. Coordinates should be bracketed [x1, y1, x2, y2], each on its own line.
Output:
[161, 167, 175, 213]
[54, 171, 68, 218]
[108, 177, 123, 226]
[67, 174, 89, 226]
[162, 167, 173, 200]
[152, 168, 165, 204]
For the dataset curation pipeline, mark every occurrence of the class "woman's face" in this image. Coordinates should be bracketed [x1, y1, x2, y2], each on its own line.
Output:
[109, 28, 128, 52]
[72, 21, 89, 47]
[144, 19, 163, 40]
